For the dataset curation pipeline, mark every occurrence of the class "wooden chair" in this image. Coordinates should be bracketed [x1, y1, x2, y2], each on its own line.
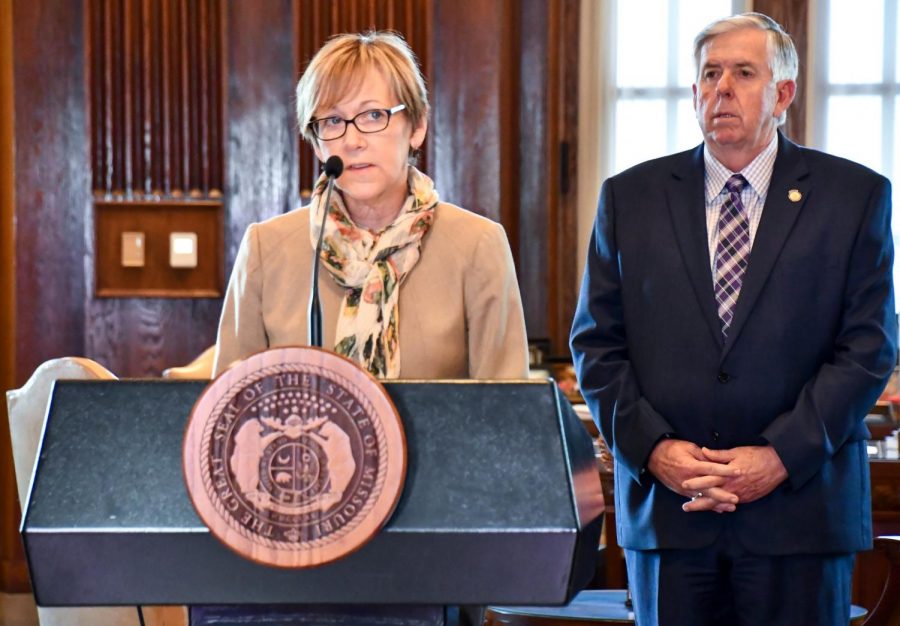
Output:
[571, 404, 625, 589]
[862, 536, 900, 626]
[7, 358, 138, 626]
[7, 358, 117, 507]
[7, 357, 187, 626]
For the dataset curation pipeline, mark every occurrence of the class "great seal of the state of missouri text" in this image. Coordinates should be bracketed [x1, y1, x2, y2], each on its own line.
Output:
[183, 346, 406, 568]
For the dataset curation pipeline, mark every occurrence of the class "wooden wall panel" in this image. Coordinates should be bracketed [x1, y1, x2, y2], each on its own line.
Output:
[6, 0, 229, 383]
[85, 297, 220, 375]
[0, 0, 26, 594]
[87, 0, 225, 198]
[294, 0, 433, 199]
[224, 0, 298, 271]
[518, 0, 550, 341]
[753, 0, 808, 143]
[482, 0, 577, 357]
[5, 0, 91, 591]
[13, 0, 89, 385]
[430, 0, 515, 226]
[552, 0, 580, 357]
[84, 0, 226, 375]
[79, 0, 309, 376]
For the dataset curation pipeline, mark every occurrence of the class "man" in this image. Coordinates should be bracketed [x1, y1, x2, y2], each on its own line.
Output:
[570, 12, 897, 626]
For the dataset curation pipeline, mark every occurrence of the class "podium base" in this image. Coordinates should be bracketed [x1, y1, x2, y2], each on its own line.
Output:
[189, 604, 484, 626]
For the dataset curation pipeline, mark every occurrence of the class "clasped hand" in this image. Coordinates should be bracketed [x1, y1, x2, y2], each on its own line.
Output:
[646, 439, 788, 514]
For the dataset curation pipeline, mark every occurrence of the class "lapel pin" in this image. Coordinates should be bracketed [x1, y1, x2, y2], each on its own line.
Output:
[788, 189, 802, 202]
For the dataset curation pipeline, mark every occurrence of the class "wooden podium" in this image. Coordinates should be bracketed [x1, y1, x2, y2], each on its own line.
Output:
[20, 379, 603, 623]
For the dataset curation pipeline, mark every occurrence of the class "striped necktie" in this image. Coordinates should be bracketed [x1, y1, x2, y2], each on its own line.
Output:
[714, 174, 750, 338]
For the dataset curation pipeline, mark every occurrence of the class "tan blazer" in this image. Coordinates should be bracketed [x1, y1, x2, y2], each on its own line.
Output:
[214, 201, 529, 379]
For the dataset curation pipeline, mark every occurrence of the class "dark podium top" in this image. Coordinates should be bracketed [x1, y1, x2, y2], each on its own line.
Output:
[22, 380, 602, 607]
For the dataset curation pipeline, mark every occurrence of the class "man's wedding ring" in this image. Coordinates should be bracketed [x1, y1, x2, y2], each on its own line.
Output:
[691, 491, 704, 501]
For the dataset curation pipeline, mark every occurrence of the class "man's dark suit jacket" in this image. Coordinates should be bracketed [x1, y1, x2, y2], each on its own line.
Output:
[570, 133, 897, 555]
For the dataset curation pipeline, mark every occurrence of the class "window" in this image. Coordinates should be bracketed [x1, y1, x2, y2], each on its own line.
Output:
[605, 0, 745, 176]
[577, 0, 744, 282]
[812, 0, 900, 306]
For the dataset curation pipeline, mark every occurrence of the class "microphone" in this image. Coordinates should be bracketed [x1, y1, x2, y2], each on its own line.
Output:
[308, 156, 344, 348]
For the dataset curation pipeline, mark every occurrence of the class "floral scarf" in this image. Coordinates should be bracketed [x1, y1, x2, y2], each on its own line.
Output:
[308, 166, 437, 378]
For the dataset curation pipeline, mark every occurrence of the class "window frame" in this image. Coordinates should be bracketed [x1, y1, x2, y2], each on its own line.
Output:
[810, 0, 899, 178]
[602, 0, 749, 178]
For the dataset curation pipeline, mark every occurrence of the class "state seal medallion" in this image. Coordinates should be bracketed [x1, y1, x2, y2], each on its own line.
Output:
[183, 347, 406, 568]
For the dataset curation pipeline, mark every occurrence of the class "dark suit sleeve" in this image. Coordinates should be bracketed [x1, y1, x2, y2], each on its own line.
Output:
[570, 179, 675, 483]
[762, 176, 897, 490]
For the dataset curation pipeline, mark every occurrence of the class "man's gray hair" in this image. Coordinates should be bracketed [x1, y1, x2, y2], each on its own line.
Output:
[693, 12, 798, 82]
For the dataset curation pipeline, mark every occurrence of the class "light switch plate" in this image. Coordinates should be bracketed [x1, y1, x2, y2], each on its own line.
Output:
[95, 199, 223, 297]
[121, 232, 145, 267]
[170, 232, 198, 268]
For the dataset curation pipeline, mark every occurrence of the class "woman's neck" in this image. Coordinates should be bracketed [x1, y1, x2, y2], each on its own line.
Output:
[343, 186, 408, 231]
[346, 202, 403, 230]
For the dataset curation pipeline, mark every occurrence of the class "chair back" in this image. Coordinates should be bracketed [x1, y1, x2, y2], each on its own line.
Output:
[5, 358, 144, 625]
[7, 358, 189, 626]
[161, 345, 215, 379]
[6, 357, 116, 506]
[864, 535, 900, 626]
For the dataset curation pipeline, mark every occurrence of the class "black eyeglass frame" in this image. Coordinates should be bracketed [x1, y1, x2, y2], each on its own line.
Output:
[307, 104, 407, 141]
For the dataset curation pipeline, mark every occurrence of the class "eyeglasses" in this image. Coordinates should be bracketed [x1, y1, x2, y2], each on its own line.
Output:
[308, 104, 407, 141]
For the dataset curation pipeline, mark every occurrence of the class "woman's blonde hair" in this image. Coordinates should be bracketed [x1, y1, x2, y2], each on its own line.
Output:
[296, 31, 429, 146]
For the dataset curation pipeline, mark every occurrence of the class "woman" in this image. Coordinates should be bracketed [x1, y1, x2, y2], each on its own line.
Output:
[213, 31, 528, 379]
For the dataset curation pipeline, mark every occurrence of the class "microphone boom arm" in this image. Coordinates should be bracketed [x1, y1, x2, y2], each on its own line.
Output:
[307, 156, 343, 348]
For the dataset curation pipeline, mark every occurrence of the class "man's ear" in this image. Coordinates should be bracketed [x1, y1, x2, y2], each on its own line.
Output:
[773, 79, 796, 120]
